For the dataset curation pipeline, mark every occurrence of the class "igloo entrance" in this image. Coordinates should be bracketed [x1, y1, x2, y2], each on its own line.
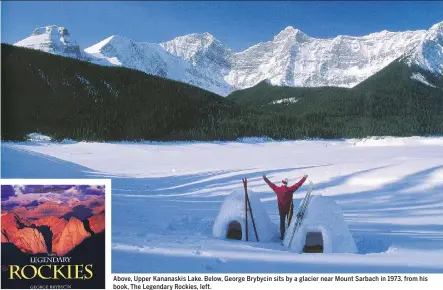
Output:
[284, 195, 358, 254]
[213, 189, 278, 242]
[226, 221, 242, 240]
[303, 231, 324, 253]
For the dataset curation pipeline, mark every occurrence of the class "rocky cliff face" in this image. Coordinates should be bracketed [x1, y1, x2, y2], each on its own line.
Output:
[2, 208, 104, 256]
[1, 213, 47, 253]
[33, 216, 68, 245]
[405, 22, 443, 75]
[52, 216, 90, 256]
[13, 228, 47, 254]
[1, 213, 30, 239]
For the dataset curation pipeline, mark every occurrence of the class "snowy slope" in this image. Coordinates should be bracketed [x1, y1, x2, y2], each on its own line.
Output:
[84, 35, 190, 80]
[14, 22, 443, 96]
[2, 137, 443, 273]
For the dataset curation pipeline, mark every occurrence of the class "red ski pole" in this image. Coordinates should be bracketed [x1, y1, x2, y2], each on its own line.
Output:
[246, 190, 259, 242]
[242, 178, 248, 241]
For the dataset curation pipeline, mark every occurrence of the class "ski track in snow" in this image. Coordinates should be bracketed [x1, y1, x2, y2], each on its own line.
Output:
[2, 137, 443, 273]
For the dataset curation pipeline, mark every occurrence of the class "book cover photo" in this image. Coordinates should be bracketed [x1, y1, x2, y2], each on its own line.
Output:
[1, 184, 106, 289]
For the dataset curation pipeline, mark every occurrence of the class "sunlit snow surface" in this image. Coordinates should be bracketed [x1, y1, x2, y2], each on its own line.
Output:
[2, 137, 443, 273]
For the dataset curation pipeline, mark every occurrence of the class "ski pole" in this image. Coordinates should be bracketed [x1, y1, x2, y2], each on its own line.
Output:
[246, 189, 259, 242]
[242, 178, 248, 241]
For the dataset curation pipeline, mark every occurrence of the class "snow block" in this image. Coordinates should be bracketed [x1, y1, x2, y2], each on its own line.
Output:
[213, 189, 277, 242]
[283, 195, 358, 254]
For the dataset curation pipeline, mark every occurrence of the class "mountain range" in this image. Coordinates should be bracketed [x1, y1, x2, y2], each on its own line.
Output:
[14, 22, 443, 96]
[1, 196, 105, 256]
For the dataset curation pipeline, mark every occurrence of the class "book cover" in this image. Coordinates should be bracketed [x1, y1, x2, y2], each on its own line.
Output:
[1, 184, 106, 289]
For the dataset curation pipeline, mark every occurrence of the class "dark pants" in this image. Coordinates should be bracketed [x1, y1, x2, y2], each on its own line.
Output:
[279, 202, 294, 240]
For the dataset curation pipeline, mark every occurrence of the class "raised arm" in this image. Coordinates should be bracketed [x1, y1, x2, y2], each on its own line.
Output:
[263, 175, 278, 192]
[288, 175, 308, 192]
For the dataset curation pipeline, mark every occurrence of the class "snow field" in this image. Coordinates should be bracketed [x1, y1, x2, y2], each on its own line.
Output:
[2, 136, 443, 272]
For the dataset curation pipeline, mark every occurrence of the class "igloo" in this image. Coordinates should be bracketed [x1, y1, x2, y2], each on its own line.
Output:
[213, 189, 278, 242]
[283, 195, 358, 254]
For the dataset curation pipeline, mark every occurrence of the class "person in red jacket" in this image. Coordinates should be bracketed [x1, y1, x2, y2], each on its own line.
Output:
[263, 174, 308, 240]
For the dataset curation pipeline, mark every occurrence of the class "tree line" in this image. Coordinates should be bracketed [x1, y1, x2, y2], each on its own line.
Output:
[2, 44, 442, 142]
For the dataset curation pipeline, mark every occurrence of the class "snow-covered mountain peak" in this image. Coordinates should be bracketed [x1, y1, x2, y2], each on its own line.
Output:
[174, 32, 217, 44]
[85, 34, 181, 71]
[105, 34, 132, 43]
[365, 29, 390, 37]
[84, 35, 133, 55]
[277, 26, 300, 34]
[31, 25, 70, 37]
[161, 33, 216, 52]
[274, 26, 309, 42]
[15, 25, 84, 59]
[160, 32, 232, 63]
[430, 21, 443, 32]
[201, 32, 216, 41]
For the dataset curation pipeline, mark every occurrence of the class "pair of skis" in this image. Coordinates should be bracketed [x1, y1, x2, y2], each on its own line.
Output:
[242, 178, 259, 242]
[287, 181, 313, 248]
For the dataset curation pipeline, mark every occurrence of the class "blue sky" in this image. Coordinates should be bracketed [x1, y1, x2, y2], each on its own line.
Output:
[2, 1, 442, 51]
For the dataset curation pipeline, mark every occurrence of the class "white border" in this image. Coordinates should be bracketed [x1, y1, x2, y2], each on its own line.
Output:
[111, 273, 443, 290]
[0, 178, 112, 290]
